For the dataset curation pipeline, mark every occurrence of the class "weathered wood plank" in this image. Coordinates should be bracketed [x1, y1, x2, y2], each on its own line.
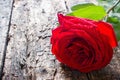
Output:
[0, 0, 14, 78]
[3, 0, 32, 79]
[0, 0, 13, 66]
[2, 0, 88, 80]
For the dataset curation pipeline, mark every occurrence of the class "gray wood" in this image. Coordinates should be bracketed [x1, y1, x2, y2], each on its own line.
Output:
[0, 0, 13, 73]
[1, 0, 120, 80]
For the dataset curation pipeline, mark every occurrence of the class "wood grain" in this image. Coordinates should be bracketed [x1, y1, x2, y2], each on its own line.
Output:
[0, 0, 14, 78]
[0, 0, 13, 67]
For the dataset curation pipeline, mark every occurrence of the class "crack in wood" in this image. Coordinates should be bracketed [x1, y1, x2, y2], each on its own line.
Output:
[38, 35, 51, 39]
[53, 68, 57, 80]
[25, 34, 29, 57]
[64, 1, 69, 12]
[0, 0, 15, 79]
[86, 73, 91, 80]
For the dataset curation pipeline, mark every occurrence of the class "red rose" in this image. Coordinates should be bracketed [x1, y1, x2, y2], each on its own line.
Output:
[51, 14, 118, 72]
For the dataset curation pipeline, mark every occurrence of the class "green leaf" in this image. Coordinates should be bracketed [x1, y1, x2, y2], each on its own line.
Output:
[107, 16, 119, 23]
[117, 8, 120, 12]
[113, 23, 120, 41]
[108, 20, 120, 41]
[67, 5, 107, 20]
[71, 3, 95, 11]
[115, 31, 120, 41]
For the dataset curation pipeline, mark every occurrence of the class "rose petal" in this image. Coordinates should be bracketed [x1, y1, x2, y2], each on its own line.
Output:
[95, 21, 118, 48]
[58, 14, 96, 29]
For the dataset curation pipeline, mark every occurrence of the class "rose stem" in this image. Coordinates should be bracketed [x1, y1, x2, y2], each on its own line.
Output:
[107, 0, 120, 14]
[103, 0, 120, 21]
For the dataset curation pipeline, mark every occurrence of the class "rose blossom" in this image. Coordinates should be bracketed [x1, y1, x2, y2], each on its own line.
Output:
[51, 14, 118, 72]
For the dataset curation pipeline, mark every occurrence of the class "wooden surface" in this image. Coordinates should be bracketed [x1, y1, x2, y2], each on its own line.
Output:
[0, 0, 120, 80]
[0, 0, 13, 67]
[0, 0, 14, 78]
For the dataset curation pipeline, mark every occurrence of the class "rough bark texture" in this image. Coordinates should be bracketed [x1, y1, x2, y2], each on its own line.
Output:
[0, 0, 120, 80]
